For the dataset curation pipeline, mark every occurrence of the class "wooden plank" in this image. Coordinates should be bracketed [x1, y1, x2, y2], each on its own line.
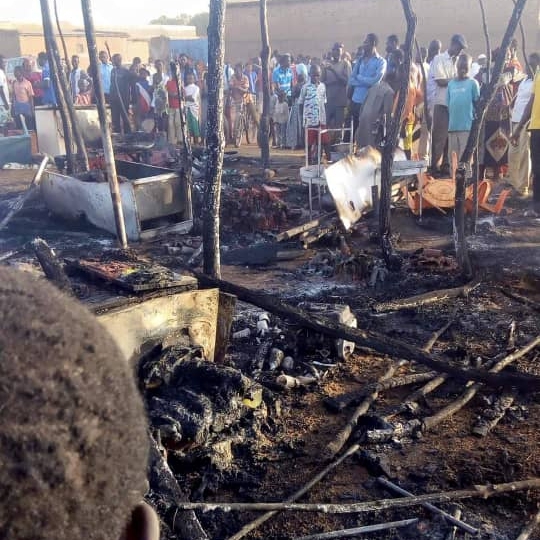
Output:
[97, 289, 220, 363]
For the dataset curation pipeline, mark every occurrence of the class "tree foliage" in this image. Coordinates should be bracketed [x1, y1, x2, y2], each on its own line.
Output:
[149, 12, 210, 36]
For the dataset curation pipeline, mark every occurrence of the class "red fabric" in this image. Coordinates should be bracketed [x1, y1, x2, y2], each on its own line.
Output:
[166, 80, 180, 109]
[307, 124, 329, 145]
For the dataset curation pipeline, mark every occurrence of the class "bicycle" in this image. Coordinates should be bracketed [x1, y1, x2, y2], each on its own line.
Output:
[233, 101, 257, 148]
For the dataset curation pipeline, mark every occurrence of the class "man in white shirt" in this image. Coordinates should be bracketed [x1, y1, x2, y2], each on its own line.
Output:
[0, 55, 11, 114]
[429, 34, 467, 176]
[509, 52, 539, 195]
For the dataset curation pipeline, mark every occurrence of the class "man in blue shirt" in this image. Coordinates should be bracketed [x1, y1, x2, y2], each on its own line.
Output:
[98, 50, 113, 102]
[37, 52, 57, 106]
[272, 54, 294, 101]
[348, 33, 386, 137]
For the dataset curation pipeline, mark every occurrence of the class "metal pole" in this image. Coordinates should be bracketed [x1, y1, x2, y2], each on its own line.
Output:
[80, 0, 128, 248]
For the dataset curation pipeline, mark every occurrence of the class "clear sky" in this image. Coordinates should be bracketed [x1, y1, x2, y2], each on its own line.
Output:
[1, 0, 210, 26]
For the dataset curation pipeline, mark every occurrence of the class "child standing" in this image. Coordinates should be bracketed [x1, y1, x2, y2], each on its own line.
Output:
[299, 65, 330, 163]
[272, 90, 289, 148]
[184, 73, 201, 144]
[447, 53, 480, 175]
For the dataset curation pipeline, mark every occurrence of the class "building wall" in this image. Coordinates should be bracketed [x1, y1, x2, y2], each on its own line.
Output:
[225, 0, 540, 62]
[0, 30, 23, 57]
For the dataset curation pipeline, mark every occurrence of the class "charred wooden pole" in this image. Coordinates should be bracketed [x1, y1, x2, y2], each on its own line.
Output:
[512, 0, 531, 75]
[39, 0, 76, 174]
[170, 61, 193, 186]
[478, 0, 492, 85]
[53, 0, 71, 72]
[41, 0, 88, 172]
[379, 0, 416, 270]
[178, 478, 540, 514]
[203, 0, 226, 278]
[192, 271, 540, 391]
[455, 0, 528, 277]
[472, 0, 492, 231]
[415, 38, 431, 131]
[49, 29, 89, 172]
[259, 0, 271, 169]
[80, 0, 128, 248]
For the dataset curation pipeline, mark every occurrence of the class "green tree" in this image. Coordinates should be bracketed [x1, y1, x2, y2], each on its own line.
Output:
[149, 14, 191, 25]
[190, 12, 210, 36]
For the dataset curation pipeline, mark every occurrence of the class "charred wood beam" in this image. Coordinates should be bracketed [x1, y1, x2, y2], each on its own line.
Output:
[177, 478, 540, 514]
[379, 0, 416, 270]
[259, 0, 271, 170]
[372, 280, 480, 313]
[227, 443, 360, 540]
[192, 272, 540, 391]
[203, 0, 226, 278]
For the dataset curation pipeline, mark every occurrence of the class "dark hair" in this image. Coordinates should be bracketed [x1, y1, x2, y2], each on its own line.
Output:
[0, 267, 149, 540]
[387, 34, 399, 43]
[366, 33, 379, 47]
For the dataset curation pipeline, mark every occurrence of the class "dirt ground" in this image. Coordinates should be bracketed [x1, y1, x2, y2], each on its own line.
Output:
[1, 145, 540, 540]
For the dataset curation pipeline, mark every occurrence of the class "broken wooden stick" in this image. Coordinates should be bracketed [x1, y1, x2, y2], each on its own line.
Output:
[516, 510, 540, 540]
[226, 443, 360, 540]
[445, 505, 462, 540]
[148, 433, 209, 540]
[471, 390, 516, 437]
[191, 272, 540, 391]
[372, 280, 480, 313]
[324, 371, 438, 413]
[293, 518, 419, 540]
[423, 335, 540, 431]
[0, 155, 49, 231]
[32, 238, 73, 293]
[275, 212, 335, 242]
[385, 314, 457, 419]
[178, 478, 540, 514]
[499, 287, 540, 313]
[325, 361, 407, 459]
[377, 477, 478, 535]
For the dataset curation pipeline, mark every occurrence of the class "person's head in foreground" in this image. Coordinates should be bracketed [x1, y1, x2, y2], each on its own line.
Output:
[0, 267, 158, 540]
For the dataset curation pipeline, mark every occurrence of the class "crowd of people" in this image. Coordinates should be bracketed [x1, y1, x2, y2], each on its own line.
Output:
[256, 33, 539, 211]
[1, 33, 539, 212]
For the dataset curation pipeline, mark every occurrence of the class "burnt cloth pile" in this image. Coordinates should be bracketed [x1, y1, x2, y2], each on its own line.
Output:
[139, 345, 262, 449]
